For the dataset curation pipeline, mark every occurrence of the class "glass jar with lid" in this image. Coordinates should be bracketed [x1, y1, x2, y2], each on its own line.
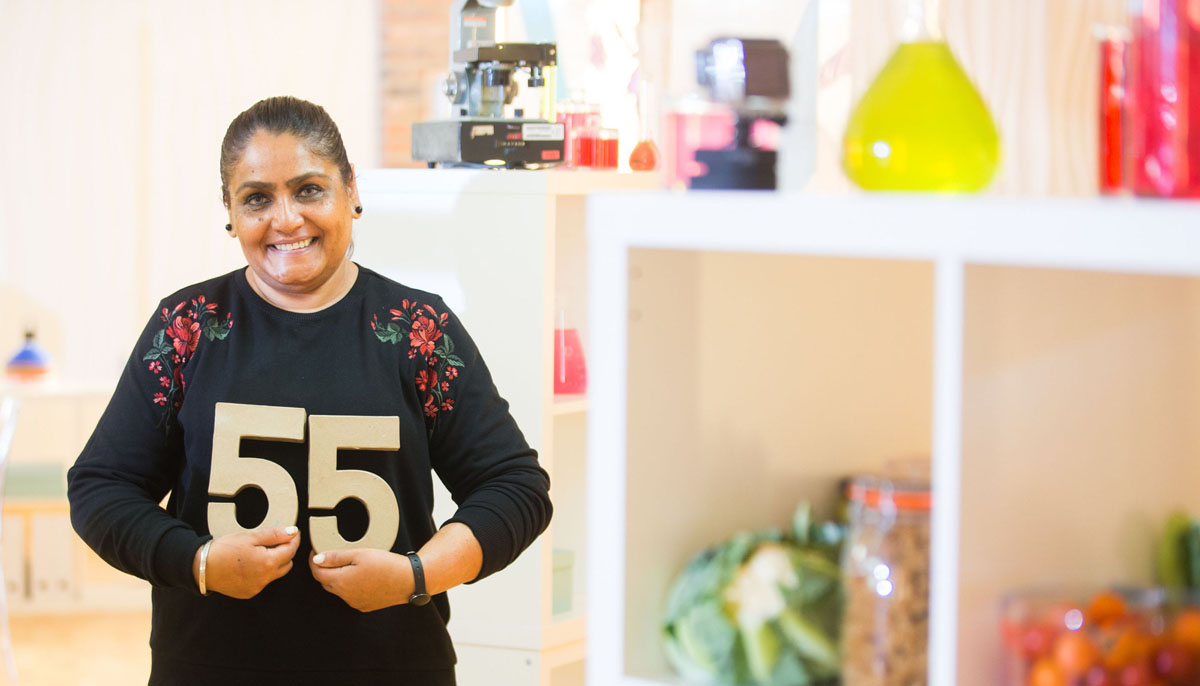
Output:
[840, 461, 932, 686]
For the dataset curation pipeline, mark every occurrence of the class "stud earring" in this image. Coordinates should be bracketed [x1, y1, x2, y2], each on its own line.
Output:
[225, 224, 232, 232]
[354, 205, 363, 214]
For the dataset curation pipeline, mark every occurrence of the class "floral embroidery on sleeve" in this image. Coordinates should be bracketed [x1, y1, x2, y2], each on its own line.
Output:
[371, 299, 466, 433]
[141, 295, 233, 431]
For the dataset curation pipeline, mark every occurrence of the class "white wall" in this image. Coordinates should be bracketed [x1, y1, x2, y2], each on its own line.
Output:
[0, 0, 380, 384]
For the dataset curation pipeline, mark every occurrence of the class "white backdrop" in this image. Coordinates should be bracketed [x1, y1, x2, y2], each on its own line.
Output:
[0, 0, 380, 383]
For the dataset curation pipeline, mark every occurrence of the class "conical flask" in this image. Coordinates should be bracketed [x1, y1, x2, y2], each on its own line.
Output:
[843, 0, 1000, 192]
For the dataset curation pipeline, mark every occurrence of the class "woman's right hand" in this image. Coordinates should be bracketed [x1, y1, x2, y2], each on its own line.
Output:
[193, 526, 301, 599]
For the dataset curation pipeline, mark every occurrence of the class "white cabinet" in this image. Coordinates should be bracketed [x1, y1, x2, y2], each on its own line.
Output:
[354, 169, 659, 686]
[585, 192, 1200, 686]
[0, 383, 150, 615]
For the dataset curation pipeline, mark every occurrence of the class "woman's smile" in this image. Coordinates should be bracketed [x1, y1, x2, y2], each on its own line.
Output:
[271, 236, 316, 253]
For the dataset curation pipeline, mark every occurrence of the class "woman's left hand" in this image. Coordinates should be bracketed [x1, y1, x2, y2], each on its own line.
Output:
[309, 548, 409, 612]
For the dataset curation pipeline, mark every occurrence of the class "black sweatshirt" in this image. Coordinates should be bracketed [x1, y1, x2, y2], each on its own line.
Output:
[67, 265, 552, 685]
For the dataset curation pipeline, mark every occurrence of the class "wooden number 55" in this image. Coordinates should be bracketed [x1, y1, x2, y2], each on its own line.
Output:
[208, 402, 401, 553]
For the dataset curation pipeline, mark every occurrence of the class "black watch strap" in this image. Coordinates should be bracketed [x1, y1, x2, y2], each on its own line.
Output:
[406, 551, 431, 606]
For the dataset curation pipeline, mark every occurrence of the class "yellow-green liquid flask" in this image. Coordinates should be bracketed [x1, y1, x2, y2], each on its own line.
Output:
[843, 0, 1000, 192]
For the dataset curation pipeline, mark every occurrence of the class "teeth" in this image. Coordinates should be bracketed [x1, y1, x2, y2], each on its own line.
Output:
[274, 238, 313, 252]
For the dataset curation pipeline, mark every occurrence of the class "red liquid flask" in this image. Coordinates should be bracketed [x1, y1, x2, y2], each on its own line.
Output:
[554, 328, 587, 394]
[629, 140, 659, 171]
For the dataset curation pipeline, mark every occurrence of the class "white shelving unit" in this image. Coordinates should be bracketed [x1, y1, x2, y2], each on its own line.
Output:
[585, 192, 1200, 686]
[355, 168, 658, 686]
[0, 380, 148, 615]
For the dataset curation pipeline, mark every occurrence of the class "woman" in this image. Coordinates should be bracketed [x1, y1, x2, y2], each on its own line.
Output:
[67, 96, 552, 685]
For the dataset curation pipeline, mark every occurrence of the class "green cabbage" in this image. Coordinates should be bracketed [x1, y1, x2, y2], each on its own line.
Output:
[662, 506, 844, 685]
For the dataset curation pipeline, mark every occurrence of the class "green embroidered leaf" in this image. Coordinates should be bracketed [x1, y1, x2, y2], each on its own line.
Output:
[143, 349, 161, 362]
[445, 355, 465, 367]
[153, 330, 165, 349]
[442, 334, 455, 355]
[202, 318, 230, 341]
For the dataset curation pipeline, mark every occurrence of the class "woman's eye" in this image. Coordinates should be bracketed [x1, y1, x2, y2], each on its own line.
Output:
[244, 193, 269, 207]
[298, 184, 323, 198]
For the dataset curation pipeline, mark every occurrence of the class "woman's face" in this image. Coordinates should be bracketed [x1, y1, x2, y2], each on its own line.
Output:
[225, 130, 359, 303]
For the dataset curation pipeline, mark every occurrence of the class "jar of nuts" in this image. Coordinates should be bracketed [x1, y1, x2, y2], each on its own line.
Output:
[840, 463, 932, 686]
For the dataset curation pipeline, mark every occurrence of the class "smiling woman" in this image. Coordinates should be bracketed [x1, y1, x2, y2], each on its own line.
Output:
[225, 132, 361, 312]
[65, 96, 552, 686]
[219, 99, 363, 313]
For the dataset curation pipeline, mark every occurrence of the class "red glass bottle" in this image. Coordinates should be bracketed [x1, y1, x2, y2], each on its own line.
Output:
[1098, 30, 1127, 194]
[1126, 0, 1200, 197]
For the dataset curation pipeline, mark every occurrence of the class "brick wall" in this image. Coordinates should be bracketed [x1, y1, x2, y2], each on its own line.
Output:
[381, 0, 452, 167]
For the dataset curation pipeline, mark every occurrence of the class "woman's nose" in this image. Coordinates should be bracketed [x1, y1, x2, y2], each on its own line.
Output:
[273, 196, 304, 230]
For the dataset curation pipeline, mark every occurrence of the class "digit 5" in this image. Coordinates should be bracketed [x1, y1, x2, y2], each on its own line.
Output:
[307, 415, 401, 553]
[207, 402, 305, 538]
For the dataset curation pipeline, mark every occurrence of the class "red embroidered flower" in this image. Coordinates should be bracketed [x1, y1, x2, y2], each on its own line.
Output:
[416, 368, 437, 393]
[167, 316, 202, 358]
[372, 301, 463, 431]
[409, 316, 442, 356]
[144, 296, 232, 435]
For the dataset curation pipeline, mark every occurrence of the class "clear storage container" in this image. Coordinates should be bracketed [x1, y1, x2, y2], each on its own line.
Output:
[841, 463, 932, 686]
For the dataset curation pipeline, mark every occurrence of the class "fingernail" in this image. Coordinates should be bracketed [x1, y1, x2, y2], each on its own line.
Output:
[285, 526, 298, 535]
[314, 553, 325, 564]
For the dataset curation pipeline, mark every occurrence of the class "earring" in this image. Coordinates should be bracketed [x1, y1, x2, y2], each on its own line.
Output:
[354, 205, 363, 214]
[225, 224, 232, 232]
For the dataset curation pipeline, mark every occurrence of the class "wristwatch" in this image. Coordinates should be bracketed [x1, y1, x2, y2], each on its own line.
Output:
[405, 551, 431, 606]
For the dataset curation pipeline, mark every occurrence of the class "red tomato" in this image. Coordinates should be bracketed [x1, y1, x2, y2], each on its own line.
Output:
[1030, 657, 1066, 686]
[1085, 665, 1116, 686]
[1089, 591, 1129, 627]
[1106, 630, 1148, 670]
[1118, 662, 1153, 686]
[1057, 631, 1101, 677]
[1014, 623, 1058, 660]
[1154, 643, 1197, 684]
[1172, 609, 1200, 654]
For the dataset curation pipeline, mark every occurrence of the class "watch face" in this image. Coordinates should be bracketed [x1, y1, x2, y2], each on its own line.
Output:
[410, 593, 432, 607]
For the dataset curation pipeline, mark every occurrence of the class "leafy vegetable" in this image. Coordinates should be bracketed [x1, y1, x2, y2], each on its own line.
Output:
[1157, 510, 1200, 590]
[662, 505, 844, 685]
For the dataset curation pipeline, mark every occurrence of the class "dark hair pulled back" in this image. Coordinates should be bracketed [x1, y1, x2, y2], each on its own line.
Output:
[220, 96, 353, 207]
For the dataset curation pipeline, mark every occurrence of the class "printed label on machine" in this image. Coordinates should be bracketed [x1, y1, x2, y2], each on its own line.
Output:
[522, 123, 565, 141]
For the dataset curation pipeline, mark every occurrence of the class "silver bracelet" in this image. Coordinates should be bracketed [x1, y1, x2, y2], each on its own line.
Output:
[198, 540, 213, 596]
